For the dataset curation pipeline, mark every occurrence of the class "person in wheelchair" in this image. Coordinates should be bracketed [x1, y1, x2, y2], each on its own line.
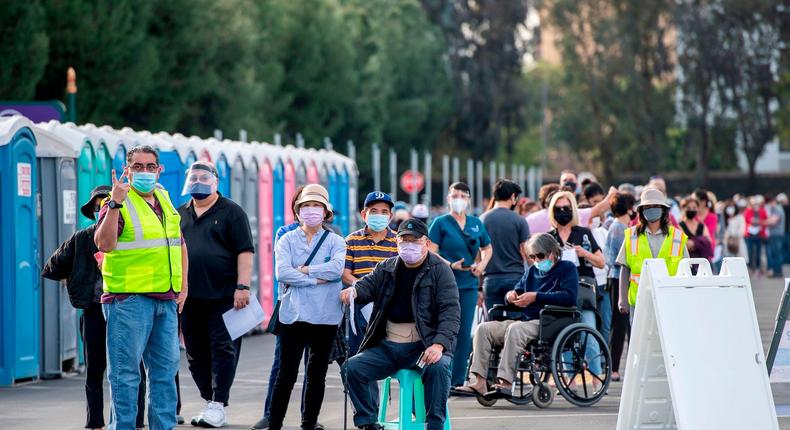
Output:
[454, 233, 578, 397]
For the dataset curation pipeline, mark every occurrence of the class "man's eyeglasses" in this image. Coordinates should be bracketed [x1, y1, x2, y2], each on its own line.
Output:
[130, 163, 159, 173]
[528, 253, 546, 260]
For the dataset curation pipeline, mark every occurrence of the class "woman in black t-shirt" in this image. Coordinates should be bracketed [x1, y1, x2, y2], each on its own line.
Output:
[547, 190, 606, 382]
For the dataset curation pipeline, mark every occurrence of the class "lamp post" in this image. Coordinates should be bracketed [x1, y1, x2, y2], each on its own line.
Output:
[66, 67, 77, 123]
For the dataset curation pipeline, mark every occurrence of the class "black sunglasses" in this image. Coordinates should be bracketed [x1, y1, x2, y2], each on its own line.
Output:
[528, 253, 547, 260]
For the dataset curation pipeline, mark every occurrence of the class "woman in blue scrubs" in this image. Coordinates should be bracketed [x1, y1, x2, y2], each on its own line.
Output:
[428, 182, 492, 391]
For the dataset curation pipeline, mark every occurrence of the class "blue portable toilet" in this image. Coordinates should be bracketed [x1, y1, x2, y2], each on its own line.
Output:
[158, 132, 196, 206]
[268, 147, 286, 302]
[0, 116, 40, 385]
[134, 131, 182, 200]
[80, 124, 128, 180]
[32, 124, 80, 379]
[334, 156, 351, 235]
[345, 157, 359, 232]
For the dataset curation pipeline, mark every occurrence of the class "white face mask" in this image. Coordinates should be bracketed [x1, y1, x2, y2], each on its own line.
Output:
[449, 198, 468, 214]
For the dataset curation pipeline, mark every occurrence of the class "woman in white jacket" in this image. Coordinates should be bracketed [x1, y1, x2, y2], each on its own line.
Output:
[723, 200, 749, 262]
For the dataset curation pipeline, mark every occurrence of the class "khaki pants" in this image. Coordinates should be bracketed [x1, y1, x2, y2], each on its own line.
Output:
[470, 320, 540, 384]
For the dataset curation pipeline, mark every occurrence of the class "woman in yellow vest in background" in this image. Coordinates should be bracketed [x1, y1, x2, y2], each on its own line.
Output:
[616, 188, 688, 321]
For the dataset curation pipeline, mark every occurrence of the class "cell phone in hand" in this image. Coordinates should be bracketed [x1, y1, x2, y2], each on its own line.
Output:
[416, 351, 426, 369]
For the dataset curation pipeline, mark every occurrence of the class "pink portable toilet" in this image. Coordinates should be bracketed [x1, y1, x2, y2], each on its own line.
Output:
[256, 149, 275, 326]
[283, 157, 296, 225]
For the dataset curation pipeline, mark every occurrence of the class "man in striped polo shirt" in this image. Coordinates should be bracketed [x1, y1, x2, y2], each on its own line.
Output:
[342, 191, 398, 355]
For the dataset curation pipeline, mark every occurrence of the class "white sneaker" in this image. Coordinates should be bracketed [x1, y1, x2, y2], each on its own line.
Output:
[198, 401, 227, 428]
[190, 401, 211, 426]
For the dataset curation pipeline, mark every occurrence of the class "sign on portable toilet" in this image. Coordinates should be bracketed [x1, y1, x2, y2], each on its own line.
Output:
[617, 257, 778, 430]
[32, 124, 80, 378]
[0, 116, 40, 385]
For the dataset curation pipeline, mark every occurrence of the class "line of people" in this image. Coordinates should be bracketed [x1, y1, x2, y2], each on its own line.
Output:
[43, 145, 787, 430]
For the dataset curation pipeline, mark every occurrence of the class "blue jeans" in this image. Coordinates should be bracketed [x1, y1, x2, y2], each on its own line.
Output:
[581, 310, 602, 375]
[768, 235, 785, 275]
[345, 340, 451, 430]
[746, 237, 764, 270]
[597, 287, 612, 344]
[103, 295, 179, 430]
[451, 288, 477, 386]
[482, 275, 522, 311]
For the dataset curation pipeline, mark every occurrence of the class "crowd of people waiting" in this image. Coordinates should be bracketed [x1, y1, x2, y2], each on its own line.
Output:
[41, 143, 788, 430]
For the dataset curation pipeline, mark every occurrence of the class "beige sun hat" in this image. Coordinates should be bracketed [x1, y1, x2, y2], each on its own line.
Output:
[636, 187, 670, 209]
[295, 183, 333, 214]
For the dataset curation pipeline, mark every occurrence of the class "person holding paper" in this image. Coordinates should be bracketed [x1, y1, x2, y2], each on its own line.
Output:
[177, 161, 255, 428]
[267, 184, 346, 430]
[341, 218, 460, 430]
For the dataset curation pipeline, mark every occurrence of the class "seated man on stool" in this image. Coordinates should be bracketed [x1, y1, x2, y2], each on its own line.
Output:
[454, 233, 578, 397]
[340, 218, 460, 430]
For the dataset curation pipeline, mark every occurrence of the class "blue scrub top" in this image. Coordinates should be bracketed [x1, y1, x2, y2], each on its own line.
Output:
[428, 213, 491, 290]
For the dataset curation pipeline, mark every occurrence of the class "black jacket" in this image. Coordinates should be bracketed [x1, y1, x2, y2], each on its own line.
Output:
[41, 224, 100, 309]
[354, 252, 461, 354]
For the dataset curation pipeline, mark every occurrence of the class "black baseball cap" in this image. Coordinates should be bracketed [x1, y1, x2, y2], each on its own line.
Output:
[81, 185, 112, 220]
[397, 218, 429, 239]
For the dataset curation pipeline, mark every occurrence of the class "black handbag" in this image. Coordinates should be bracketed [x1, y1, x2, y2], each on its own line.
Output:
[267, 229, 330, 335]
[577, 275, 597, 311]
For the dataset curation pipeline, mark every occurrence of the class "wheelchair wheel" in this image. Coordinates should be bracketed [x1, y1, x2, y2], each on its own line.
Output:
[550, 323, 612, 407]
[476, 393, 498, 407]
[532, 382, 554, 408]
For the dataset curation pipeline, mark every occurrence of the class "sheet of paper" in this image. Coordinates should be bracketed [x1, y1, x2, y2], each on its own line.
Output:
[561, 248, 580, 266]
[360, 303, 373, 323]
[222, 293, 266, 341]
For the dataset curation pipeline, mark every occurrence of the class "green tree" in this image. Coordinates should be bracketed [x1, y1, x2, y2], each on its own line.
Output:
[0, 1, 49, 100]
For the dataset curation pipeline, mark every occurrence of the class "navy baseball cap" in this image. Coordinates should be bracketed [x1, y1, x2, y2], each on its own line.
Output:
[363, 191, 394, 208]
[397, 218, 429, 239]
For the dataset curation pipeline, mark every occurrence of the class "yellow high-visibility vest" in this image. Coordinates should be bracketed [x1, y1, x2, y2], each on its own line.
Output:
[624, 225, 686, 306]
[102, 189, 182, 294]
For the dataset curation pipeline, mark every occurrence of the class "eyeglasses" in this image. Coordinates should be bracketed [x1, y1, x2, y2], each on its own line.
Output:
[130, 163, 159, 172]
[554, 205, 572, 212]
[398, 237, 426, 245]
[528, 253, 547, 260]
[187, 173, 214, 183]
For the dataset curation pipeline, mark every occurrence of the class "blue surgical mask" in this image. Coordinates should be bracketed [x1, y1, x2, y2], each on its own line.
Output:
[189, 183, 213, 200]
[366, 214, 390, 232]
[93, 211, 100, 223]
[535, 259, 553, 273]
[131, 172, 157, 193]
[642, 207, 664, 223]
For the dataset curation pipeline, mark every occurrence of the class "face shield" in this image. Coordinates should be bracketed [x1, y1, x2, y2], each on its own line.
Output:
[182, 164, 218, 200]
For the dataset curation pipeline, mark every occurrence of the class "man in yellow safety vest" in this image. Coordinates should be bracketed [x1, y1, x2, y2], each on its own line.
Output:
[95, 145, 188, 430]
[615, 187, 688, 320]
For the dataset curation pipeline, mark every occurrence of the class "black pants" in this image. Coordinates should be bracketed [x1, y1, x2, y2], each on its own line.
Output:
[181, 297, 242, 405]
[81, 302, 145, 428]
[608, 279, 630, 372]
[268, 322, 338, 430]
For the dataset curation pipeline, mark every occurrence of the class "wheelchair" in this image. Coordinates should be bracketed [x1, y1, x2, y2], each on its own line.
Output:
[473, 303, 612, 408]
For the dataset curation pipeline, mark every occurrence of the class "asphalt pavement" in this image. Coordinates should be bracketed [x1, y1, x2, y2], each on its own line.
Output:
[1, 271, 789, 430]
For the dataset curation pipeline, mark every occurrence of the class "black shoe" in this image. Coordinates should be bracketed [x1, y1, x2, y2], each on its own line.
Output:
[251, 416, 269, 430]
[360, 424, 385, 430]
[301, 424, 325, 430]
[177, 415, 185, 425]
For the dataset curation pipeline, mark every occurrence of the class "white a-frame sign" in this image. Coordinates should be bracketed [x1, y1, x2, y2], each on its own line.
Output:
[616, 258, 778, 430]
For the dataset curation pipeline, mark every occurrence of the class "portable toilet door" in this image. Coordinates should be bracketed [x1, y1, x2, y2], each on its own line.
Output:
[215, 154, 231, 197]
[295, 158, 307, 186]
[307, 160, 320, 185]
[112, 143, 126, 173]
[337, 163, 350, 235]
[0, 117, 40, 385]
[284, 159, 296, 225]
[93, 138, 112, 189]
[240, 153, 258, 294]
[181, 150, 198, 206]
[32, 125, 79, 378]
[45, 122, 95, 230]
[271, 157, 285, 305]
[230, 154, 245, 203]
[258, 158, 274, 326]
[327, 162, 340, 231]
[347, 159, 359, 231]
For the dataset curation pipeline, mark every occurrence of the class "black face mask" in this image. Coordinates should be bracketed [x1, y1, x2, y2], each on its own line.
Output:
[685, 210, 698, 219]
[554, 209, 573, 226]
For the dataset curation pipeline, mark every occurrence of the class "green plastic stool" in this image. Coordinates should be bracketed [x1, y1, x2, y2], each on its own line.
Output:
[377, 369, 452, 430]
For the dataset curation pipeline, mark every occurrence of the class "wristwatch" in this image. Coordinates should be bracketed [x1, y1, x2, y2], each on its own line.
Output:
[108, 200, 123, 210]
[236, 284, 250, 291]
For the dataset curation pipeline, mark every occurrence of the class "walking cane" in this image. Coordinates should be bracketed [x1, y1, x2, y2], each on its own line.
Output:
[343, 302, 351, 430]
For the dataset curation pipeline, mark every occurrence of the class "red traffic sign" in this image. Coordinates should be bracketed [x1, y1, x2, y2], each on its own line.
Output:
[400, 170, 425, 194]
